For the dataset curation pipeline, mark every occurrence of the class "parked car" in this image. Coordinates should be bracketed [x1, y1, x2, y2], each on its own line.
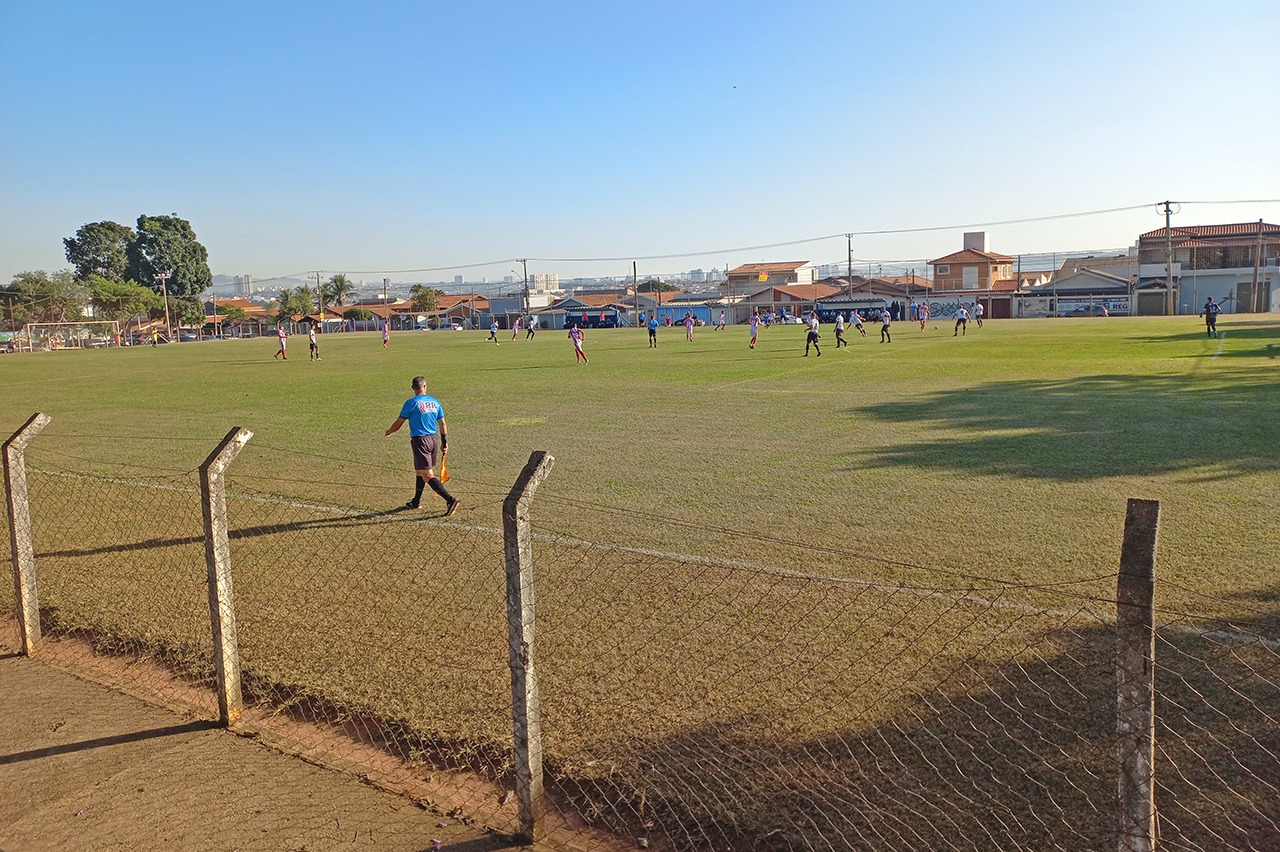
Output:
[1064, 305, 1110, 317]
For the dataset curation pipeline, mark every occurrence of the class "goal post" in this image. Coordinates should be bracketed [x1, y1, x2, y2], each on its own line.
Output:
[20, 321, 122, 351]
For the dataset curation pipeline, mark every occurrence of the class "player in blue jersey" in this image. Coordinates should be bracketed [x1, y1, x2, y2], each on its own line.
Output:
[385, 375, 459, 515]
[647, 315, 659, 348]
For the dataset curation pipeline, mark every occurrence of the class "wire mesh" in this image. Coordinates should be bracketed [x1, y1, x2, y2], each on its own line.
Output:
[26, 464, 215, 713]
[5, 426, 1279, 850]
[219, 478, 518, 834]
[528, 528, 1122, 851]
[1151, 610, 1280, 850]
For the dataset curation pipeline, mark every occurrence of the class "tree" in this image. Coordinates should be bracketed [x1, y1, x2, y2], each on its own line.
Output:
[6, 270, 87, 324]
[343, 307, 373, 321]
[637, 278, 679, 293]
[176, 295, 206, 329]
[85, 275, 162, 325]
[326, 274, 356, 306]
[64, 221, 135, 282]
[125, 214, 213, 298]
[409, 284, 443, 313]
[276, 287, 314, 320]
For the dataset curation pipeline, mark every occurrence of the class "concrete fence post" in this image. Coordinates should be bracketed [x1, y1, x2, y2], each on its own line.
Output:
[4, 412, 51, 655]
[503, 450, 555, 845]
[200, 426, 253, 727]
[1117, 498, 1159, 852]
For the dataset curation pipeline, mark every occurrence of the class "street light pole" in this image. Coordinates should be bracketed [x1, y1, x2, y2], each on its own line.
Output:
[157, 270, 173, 342]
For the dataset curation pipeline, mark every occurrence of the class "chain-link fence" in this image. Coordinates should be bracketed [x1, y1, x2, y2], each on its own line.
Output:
[5, 419, 1279, 850]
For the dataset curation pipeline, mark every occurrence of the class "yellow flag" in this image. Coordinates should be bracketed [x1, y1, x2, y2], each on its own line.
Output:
[439, 458, 450, 483]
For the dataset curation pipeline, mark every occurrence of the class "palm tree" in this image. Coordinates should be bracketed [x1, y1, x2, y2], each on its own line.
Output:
[326, 273, 356, 307]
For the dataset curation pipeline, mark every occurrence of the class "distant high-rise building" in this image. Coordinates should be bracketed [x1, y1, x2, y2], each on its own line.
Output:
[504, 275, 514, 285]
[454, 275, 464, 286]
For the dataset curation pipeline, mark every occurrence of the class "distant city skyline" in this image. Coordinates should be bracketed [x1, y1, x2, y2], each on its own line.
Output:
[3, 2, 1277, 288]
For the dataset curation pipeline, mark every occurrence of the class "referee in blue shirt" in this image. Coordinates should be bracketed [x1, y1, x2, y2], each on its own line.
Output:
[385, 375, 459, 515]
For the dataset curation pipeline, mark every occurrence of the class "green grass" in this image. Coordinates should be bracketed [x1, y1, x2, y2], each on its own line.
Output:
[2, 316, 1276, 616]
[2, 315, 1278, 849]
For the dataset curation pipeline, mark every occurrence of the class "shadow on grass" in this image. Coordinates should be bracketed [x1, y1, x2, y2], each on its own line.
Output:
[35, 507, 417, 560]
[561, 618, 1280, 851]
[847, 371, 1280, 481]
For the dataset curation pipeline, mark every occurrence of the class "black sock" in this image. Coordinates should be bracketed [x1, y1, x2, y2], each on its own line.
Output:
[414, 478, 426, 501]
[428, 477, 454, 503]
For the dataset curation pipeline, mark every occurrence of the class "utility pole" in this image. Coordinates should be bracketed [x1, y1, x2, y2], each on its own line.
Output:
[846, 234, 853, 301]
[633, 261, 638, 326]
[157, 270, 173, 342]
[521, 259, 529, 314]
[315, 272, 324, 331]
[210, 289, 217, 339]
[1250, 218, 1264, 313]
[1161, 200, 1175, 316]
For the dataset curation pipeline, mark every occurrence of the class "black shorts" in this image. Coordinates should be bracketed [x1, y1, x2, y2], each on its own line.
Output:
[410, 435, 440, 472]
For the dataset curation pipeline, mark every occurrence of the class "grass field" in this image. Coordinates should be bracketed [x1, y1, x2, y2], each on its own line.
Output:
[2, 315, 1276, 614]
[2, 315, 1278, 849]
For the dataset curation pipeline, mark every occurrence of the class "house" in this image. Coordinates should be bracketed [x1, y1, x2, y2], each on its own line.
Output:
[539, 293, 638, 330]
[1020, 269, 1133, 318]
[734, 283, 843, 322]
[927, 233, 1017, 318]
[1136, 222, 1279, 314]
[723, 262, 818, 296]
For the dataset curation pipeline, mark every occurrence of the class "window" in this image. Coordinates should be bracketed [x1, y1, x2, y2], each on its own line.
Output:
[937, 265, 950, 274]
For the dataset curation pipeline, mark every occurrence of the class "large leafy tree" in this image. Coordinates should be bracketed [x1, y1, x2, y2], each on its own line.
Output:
[637, 278, 679, 293]
[85, 275, 162, 325]
[6, 270, 87, 324]
[275, 287, 314, 320]
[326, 273, 356, 306]
[409, 284, 443, 312]
[64, 221, 136, 282]
[125, 214, 213, 298]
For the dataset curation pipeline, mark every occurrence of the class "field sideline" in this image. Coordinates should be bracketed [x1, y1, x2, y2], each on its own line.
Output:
[1, 314, 1277, 623]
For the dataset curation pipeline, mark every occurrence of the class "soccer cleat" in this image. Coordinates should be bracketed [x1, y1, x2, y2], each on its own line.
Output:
[445, 498, 460, 517]
[405, 499, 420, 509]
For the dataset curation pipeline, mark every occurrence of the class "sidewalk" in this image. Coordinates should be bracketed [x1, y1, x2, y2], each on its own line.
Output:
[0, 626, 504, 852]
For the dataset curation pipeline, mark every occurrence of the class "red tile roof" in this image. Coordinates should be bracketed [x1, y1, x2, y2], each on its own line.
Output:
[728, 261, 811, 276]
[929, 249, 1014, 265]
[1139, 222, 1279, 239]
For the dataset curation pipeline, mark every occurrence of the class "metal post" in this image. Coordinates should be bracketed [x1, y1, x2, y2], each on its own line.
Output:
[1116, 498, 1159, 852]
[503, 450, 555, 844]
[4, 413, 51, 655]
[200, 426, 253, 726]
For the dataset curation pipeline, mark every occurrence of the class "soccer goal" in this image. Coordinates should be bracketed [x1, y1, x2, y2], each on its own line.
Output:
[20, 320, 122, 352]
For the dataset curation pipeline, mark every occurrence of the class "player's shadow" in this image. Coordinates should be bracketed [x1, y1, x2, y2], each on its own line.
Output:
[845, 370, 1279, 482]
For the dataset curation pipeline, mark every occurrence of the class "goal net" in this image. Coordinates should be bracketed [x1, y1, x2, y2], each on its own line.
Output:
[19, 320, 123, 352]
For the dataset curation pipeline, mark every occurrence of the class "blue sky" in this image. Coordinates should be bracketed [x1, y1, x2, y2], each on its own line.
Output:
[2, 0, 1278, 286]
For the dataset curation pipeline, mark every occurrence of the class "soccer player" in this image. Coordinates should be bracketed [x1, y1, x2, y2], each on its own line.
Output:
[308, 325, 320, 361]
[879, 308, 892, 344]
[647, 315, 659, 348]
[526, 317, 537, 340]
[684, 312, 695, 341]
[973, 301, 984, 328]
[954, 306, 969, 336]
[488, 321, 500, 345]
[805, 312, 822, 357]
[852, 311, 866, 336]
[511, 317, 521, 340]
[382, 323, 390, 348]
[834, 312, 848, 349]
[274, 325, 287, 359]
[568, 323, 588, 363]
[716, 310, 726, 330]
[385, 375, 459, 516]
[918, 302, 929, 330]
[749, 312, 759, 349]
[1201, 298, 1220, 337]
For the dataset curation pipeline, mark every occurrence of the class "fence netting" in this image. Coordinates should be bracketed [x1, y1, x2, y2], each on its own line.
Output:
[4, 429, 1278, 850]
